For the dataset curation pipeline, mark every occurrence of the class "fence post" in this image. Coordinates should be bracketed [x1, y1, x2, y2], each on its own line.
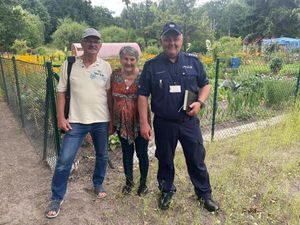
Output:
[43, 67, 51, 160]
[295, 68, 300, 99]
[12, 56, 25, 127]
[0, 57, 9, 104]
[211, 58, 220, 141]
[46, 62, 61, 156]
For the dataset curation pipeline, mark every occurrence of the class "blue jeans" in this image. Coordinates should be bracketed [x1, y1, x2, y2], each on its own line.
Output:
[51, 122, 109, 201]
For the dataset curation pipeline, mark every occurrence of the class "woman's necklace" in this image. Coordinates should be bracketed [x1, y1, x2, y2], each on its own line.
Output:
[122, 69, 138, 90]
[124, 78, 130, 90]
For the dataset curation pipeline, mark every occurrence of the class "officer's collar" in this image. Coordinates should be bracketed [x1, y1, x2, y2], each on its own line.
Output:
[161, 51, 183, 63]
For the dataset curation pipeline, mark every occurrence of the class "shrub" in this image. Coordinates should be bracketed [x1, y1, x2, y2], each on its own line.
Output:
[270, 57, 283, 74]
[143, 46, 161, 55]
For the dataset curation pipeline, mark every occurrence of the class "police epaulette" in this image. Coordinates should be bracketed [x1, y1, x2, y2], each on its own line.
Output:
[186, 53, 198, 58]
[145, 55, 159, 63]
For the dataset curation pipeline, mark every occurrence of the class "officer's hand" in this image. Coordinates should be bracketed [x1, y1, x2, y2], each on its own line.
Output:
[58, 117, 72, 132]
[186, 102, 201, 117]
[140, 122, 152, 141]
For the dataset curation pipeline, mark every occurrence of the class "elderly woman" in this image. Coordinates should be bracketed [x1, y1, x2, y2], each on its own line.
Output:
[111, 46, 149, 196]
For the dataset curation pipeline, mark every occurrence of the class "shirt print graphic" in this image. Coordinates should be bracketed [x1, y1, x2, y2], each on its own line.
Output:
[90, 70, 107, 82]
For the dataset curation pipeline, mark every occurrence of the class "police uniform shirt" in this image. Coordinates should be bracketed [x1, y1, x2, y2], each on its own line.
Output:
[138, 52, 209, 120]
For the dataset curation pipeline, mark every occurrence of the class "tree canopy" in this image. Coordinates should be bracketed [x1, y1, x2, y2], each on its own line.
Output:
[1, 0, 300, 52]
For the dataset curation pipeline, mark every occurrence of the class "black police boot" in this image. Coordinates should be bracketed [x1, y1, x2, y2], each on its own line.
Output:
[199, 197, 219, 212]
[160, 191, 174, 210]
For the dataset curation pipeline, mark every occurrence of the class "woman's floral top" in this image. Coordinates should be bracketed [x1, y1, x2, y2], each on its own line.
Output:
[111, 68, 141, 144]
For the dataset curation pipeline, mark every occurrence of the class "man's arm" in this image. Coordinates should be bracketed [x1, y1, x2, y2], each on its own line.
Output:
[57, 92, 72, 131]
[187, 84, 210, 117]
[138, 95, 152, 140]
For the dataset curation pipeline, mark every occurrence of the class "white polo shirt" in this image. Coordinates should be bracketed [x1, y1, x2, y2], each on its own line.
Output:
[57, 57, 112, 124]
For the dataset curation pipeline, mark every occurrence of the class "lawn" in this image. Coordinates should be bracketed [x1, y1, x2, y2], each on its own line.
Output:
[122, 102, 300, 225]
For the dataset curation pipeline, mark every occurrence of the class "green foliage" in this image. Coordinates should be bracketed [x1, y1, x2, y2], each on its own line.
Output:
[18, 6, 45, 48]
[92, 6, 115, 28]
[109, 134, 120, 151]
[263, 77, 294, 108]
[0, 3, 24, 50]
[19, 0, 52, 41]
[101, 26, 136, 43]
[143, 46, 161, 55]
[211, 36, 243, 59]
[11, 39, 29, 54]
[270, 57, 283, 74]
[51, 18, 87, 50]
[43, 0, 95, 33]
[226, 75, 264, 119]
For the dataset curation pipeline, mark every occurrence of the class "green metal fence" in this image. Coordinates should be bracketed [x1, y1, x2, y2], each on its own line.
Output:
[0, 56, 299, 170]
[209, 57, 300, 140]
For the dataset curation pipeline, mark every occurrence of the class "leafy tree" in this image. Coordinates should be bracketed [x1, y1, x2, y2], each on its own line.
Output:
[156, 0, 214, 52]
[17, 6, 45, 48]
[42, 0, 94, 35]
[0, 1, 23, 50]
[18, 0, 51, 42]
[202, 0, 229, 38]
[242, 0, 300, 37]
[51, 18, 87, 50]
[101, 26, 137, 43]
[120, 0, 157, 46]
[92, 6, 115, 28]
[211, 36, 243, 59]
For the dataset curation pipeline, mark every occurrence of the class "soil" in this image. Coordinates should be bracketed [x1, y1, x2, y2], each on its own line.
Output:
[0, 99, 155, 225]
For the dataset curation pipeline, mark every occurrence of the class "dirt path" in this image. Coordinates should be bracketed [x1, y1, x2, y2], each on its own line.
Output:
[0, 100, 53, 224]
[0, 100, 142, 225]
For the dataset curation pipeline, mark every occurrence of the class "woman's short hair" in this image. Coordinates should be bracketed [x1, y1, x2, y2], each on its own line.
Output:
[119, 46, 139, 61]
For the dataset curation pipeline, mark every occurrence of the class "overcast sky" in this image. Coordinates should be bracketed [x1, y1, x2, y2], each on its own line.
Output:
[91, 0, 211, 16]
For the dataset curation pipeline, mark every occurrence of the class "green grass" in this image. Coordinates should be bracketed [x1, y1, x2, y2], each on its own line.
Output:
[133, 102, 300, 224]
[78, 102, 300, 224]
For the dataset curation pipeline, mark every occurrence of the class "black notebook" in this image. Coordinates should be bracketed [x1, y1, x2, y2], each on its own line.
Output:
[183, 90, 198, 111]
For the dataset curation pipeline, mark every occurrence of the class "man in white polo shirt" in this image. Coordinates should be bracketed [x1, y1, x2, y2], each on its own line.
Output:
[46, 28, 112, 218]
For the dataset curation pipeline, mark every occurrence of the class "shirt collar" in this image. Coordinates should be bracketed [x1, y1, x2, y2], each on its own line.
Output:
[160, 51, 183, 64]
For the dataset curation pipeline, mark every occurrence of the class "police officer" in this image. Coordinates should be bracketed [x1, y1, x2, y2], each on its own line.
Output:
[138, 22, 219, 212]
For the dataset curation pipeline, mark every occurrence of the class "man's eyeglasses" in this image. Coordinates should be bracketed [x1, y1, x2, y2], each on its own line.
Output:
[83, 40, 101, 44]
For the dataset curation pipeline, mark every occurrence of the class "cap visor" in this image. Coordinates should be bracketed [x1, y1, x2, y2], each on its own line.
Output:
[161, 29, 181, 36]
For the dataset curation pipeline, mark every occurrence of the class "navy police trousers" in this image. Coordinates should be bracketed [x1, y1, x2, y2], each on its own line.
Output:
[153, 115, 212, 200]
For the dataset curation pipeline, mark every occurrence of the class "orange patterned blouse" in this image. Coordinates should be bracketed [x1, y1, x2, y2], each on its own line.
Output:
[111, 69, 141, 144]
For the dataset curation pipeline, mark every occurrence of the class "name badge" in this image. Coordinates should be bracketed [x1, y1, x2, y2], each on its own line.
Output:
[169, 85, 181, 93]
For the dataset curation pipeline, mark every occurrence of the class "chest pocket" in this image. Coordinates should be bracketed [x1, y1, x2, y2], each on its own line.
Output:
[182, 68, 198, 90]
[151, 71, 170, 92]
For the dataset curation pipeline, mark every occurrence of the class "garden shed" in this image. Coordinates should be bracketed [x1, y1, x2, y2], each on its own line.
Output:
[71, 42, 142, 59]
[262, 37, 300, 51]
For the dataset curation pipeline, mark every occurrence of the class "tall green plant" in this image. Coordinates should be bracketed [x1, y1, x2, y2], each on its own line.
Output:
[264, 78, 294, 108]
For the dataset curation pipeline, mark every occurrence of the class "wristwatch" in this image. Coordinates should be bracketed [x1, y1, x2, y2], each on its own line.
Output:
[197, 99, 205, 108]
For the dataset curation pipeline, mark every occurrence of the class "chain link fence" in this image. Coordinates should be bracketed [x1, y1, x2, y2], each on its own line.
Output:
[0, 56, 299, 173]
[205, 57, 300, 140]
